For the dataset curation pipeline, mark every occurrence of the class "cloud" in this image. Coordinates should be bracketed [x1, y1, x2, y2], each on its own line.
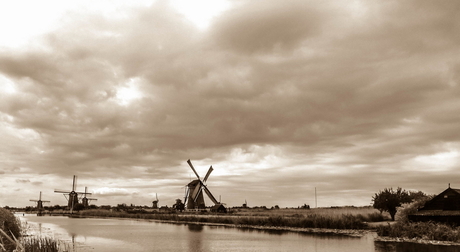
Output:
[209, 0, 326, 54]
[15, 179, 30, 183]
[1, 0, 460, 207]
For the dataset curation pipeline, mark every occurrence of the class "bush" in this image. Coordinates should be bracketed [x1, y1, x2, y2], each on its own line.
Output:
[0, 207, 21, 251]
[396, 195, 433, 223]
[377, 221, 460, 242]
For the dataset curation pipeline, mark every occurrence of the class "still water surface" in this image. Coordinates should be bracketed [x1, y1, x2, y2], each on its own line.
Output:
[20, 215, 460, 252]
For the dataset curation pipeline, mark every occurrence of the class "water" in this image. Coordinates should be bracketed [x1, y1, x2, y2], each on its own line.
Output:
[20, 215, 460, 252]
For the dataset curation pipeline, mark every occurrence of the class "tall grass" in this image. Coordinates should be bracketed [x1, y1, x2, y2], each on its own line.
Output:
[20, 237, 68, 252]
[1, 207, 67, 252]
[0, 208, 21, 251]
[377, 222, 460, 242]
[376, 197, 460, 243]
[78, 209, 380, 230]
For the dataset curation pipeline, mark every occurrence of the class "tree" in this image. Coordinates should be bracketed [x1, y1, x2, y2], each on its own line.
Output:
[372, 187, 412, 221]
[173, 199, 185, 212]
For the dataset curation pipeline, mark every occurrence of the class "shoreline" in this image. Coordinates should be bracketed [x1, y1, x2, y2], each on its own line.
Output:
[374, 236, 460, 246]
[144, 218, 372, 237]
[24, 212, 460, 247]
[70, 213, 373, 237]
[75, 215, 460, 246]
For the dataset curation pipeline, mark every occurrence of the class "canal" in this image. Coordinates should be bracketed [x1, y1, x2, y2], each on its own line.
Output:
[20, 215, 460, 252]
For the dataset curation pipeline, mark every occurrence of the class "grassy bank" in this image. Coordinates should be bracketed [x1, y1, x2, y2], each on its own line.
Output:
[375, 198, 460, 244]
[376, 222, 460, 243]
[77, 208, 386, 230]
[1, 207, 67, 252]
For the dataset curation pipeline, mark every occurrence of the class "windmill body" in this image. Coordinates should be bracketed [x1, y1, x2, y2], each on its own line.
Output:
[186, 180, 206, 209]
[30, 191, 50, 211]
[81, 186, 97, 208]
[184, 160, 220, 210]
[152, 193, 159, 209]
[54, 175, 86, 211]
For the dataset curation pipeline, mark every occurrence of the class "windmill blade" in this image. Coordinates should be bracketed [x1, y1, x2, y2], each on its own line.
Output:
[191, 183, 202, 201]
[156, 193, 158, 201]
[184, 187, 190, 204]
[42, 200, 51, 203]
[187, 159, 201, 179]
[54, 190, 70, 193]
[30, 200, 38, 202]
[203, 185, 219, 205]
[72, 175, 77, 191]
[203, 166, 213, 182]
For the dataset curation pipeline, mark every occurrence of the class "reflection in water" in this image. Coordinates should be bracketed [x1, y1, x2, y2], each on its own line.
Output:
[187, 224, 206, 252]
[188, 224, 204, 232]
[20, 216, 460, 252]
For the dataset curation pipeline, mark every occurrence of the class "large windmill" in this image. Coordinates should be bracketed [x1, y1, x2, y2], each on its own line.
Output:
[81, 187, 97, 208]
[54, 175, 85, 211]
[184, 159, 219, 210]
[152, 193, 159, 209]
[30, 191, 50, 212]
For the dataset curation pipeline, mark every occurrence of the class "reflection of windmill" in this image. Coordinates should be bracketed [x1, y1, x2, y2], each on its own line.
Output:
[152, 193, 159, 209]
[30, 191, 50, 213]
[184, 159, 219, 210]
[81, 187, 97, 208]
[54, 175, 85, 212]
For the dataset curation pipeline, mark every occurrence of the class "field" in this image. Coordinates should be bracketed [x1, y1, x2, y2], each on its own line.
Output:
[76, 206, 388, 231]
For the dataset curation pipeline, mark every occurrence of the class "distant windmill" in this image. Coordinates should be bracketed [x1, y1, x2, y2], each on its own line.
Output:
[30, 191, 50, 212]
[152, 193, 159, 209]
[81, 187, 97, 208]
[54, 175, 85, 212]
[184, 159, 219, 210]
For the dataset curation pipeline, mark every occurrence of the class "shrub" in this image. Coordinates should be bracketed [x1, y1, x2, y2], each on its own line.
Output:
[377, 221, 460, 242]
[0, 207, 21, 251]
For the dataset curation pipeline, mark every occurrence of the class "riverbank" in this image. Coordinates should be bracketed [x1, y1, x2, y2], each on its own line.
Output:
[375, 221, 460, 246]
[69, 208, 384, 237]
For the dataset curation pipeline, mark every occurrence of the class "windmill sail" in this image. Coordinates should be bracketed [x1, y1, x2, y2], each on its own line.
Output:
[185, 160, 221, 209]
[203, 186, 219, 204]
[187, 159, 200, 179]
[203, 166, 213, 182]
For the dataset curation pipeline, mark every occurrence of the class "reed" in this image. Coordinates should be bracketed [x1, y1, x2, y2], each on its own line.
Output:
[0, 207, 21, 251]
[376, 222, 460, 242]
[20, 236, 68, 252]
[78, 209, 374, 229]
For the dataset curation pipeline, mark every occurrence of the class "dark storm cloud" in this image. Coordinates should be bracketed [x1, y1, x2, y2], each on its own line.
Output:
[209, 0, 325, 54]
[1, 0, 460, 207]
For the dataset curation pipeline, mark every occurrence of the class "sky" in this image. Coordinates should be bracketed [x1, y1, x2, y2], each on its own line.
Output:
[1, 0, 460, 209]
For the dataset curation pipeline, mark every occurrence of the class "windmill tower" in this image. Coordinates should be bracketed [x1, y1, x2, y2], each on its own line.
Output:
[184, 159, 220, 210]
[81, 187, 97, 208]
[54, 175, 85, 212]
[152, 193, 159, 209]
[30, 191, 50, 212]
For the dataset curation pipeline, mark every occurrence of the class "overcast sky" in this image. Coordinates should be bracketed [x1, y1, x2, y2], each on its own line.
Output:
[1, 0, 459, 208]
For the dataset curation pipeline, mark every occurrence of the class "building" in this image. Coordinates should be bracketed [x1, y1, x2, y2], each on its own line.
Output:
[409, 186, 460, 224]
[210, 204, 227, 213]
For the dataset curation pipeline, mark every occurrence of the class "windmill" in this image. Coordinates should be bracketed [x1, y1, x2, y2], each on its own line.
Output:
[152, 193, 159, 209]
[81, 187, 97, 208]
[54, 175, 85, 212]
[30, 191, 50, 212]
[184, 159, 219, 210]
